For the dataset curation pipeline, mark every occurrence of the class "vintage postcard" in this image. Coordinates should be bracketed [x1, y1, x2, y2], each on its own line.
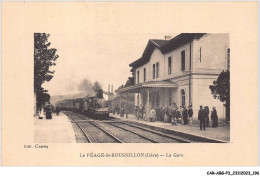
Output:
[1, 1, 258, 166]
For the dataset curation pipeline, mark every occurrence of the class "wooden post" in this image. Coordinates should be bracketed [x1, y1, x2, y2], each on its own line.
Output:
[146, 88, 150, 121]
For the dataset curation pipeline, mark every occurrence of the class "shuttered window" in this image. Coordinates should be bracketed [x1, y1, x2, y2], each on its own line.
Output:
[181, 50, 185, 71]
[168, 57, 172, 75]
[143, 68, 146, 82]
[153, 64, 155, 79]
[137, 71, 139, 84]
[156, 62, 159, 78]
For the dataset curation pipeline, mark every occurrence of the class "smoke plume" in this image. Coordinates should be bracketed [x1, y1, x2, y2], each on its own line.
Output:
[78, 79, 103, 98]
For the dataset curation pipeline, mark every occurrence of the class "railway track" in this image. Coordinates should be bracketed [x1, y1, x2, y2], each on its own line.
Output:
[108, 122, 189, 143]
[111, 121, 192, 143]
[64, 111, 122, 143]
[64, 111, 191, 143]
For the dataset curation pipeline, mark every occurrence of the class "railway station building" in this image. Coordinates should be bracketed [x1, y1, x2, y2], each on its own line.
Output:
[117, 33, 230, 119]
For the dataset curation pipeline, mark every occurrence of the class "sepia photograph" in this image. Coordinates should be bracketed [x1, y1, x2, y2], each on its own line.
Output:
[34, 33, 230, 143]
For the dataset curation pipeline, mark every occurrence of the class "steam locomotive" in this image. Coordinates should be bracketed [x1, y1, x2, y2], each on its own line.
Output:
[57, 95, 110, 119]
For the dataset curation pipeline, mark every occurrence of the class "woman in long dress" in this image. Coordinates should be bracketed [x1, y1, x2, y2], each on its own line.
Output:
[38, 106, 44, 119]
[211, 107, 218, 127]
[164, 106, 169, 122]
[45, 104, 52, 120]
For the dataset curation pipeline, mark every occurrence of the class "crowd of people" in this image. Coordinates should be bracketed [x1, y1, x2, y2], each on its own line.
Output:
[133, 104, 219, 130]
[38, 103, 60, 120]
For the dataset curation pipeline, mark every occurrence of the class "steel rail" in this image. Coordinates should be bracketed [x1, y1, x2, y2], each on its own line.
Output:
[116, 122, 191, 143]
[108, 123, 158, 143]
[76, 123, 92, 143]
[88, 122, 123, 143]
[63, 112, 92, 143]
[71, 112, 87, 120]
[64, 111, 75, 121]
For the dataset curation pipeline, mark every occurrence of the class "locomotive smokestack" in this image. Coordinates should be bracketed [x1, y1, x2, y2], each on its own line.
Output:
[108, 84, 110, 93]
[111, 85, 113, 94]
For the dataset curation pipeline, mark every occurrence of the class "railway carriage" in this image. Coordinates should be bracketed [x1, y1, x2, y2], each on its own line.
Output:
[57, 95, 110, 119]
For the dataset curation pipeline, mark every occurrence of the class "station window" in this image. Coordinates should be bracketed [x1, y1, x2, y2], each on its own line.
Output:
[156, 62, 159, 78]
[181, 89, 185, 106]
[181, 50, 185, 71]
[169, 91, 172, 106]
[168, 57, 172, 75]
[144, 68, 146, 82]
[153, 64, 155, 79]
[137, 71, 139, 84]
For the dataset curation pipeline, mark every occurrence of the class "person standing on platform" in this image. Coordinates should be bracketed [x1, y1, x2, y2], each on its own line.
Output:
[159, 106, 164, 121]
[211, 107, 218, 128]
[204, 106, 210, 127]
[198, 105, 205, 130]
[134, 106, 138, 117]
[56, 106, 60, 116]
[171, 106, 177, 125]
[188, 105, 193, 125]
[125, 104, 129, 118]
[168, 105, 173, 123]
[139, 104, 144, 120]
[179, 106, 183, 124]
[120, 106, 124, 117]
[45, 103, 52, 120]
[182, 106, 188, 125]
[38, 106, 44, 119]
[150, 107, 156, 122]
[175, 106, 181, 125]
[164, 106, 169, 122]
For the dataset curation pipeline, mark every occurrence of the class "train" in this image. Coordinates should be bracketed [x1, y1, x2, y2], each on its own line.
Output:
[57, 96, 110, 119]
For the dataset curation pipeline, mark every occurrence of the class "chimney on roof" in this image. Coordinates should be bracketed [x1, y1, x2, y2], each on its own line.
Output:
[164, 35, 172, 40]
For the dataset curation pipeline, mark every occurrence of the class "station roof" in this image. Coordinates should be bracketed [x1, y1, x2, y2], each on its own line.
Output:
[116, 80, 177, 93]
[130, 33, 205, 68]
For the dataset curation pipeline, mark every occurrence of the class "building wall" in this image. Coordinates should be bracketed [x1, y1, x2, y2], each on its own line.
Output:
[135, 62, 149, 84]
[192, 33, 230, 73]
[133, 34, 229, 119]
[164, 42, 192, 79]
[192, 74, 225, 119]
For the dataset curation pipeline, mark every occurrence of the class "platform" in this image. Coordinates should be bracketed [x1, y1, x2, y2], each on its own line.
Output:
[110, 113, 230, 142]
[34, 112, 76, 143]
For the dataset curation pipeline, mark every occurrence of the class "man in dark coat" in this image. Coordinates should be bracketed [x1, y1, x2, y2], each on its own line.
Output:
[159, 106, 164, 121]
[56, 106, 60, 116]
[45, 103, 52, 120]
[174, 106, 181, 125]
[182, 106, 188, 125]
[211, 107, 218, 127]
[168, 105, 173, 123]
[188, 105, 193, 125]
[198, 105, 205, 130]
[204, 106, 210, 127]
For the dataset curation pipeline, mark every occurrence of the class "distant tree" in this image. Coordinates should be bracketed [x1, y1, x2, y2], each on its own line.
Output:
[34, 33, 59, 110]
[209, 70, 230, 122]
[124, 77, 134, 87]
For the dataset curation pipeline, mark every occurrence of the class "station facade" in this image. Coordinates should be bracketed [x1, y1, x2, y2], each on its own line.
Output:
[117, 33, 230, 119]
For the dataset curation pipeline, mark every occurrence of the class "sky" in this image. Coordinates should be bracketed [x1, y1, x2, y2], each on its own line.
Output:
[43, 32, 177, 96]
[32, 2, 181, 97]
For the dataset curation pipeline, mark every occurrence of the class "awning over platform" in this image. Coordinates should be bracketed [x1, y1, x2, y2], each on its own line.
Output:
[116, 80, 178, 93]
